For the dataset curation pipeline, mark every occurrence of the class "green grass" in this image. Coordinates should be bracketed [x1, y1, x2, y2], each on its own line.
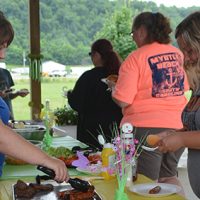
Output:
[12, 77, 77, 120]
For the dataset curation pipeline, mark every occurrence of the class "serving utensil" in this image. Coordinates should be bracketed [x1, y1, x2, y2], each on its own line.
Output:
[141, 145, 158, 152]
[37, 165, 90, 192]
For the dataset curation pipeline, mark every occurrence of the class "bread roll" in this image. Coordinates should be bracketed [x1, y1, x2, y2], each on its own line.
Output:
[146, 134, 160, 146]
[106, 74, 118, 83]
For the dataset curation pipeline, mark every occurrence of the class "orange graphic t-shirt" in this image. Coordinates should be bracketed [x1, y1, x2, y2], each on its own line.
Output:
[113, 42, 189, 129]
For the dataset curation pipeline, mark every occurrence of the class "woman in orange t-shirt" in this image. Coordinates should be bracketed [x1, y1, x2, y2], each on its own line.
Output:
[112, 12, 188, 193]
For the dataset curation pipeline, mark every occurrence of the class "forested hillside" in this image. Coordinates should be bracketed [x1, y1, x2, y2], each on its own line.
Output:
[0, 0, 199, 66]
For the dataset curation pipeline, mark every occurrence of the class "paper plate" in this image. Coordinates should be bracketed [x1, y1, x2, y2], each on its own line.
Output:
[129, 183, 181, 197]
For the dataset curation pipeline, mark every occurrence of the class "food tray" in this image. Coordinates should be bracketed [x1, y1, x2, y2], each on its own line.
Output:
[12, 180, 102, 200]
[13, 125, 46, 133]
[12, 125, 46, 141]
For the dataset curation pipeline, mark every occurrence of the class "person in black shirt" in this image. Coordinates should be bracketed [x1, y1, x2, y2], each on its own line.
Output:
[67, 39, 123, 148]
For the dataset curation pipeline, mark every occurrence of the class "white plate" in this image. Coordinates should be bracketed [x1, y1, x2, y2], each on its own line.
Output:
[129, 183, 181, 197]
[76, 165, 101, 175]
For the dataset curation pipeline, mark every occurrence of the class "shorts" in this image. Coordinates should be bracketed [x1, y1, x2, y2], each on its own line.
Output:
[135, 127, 184, 180]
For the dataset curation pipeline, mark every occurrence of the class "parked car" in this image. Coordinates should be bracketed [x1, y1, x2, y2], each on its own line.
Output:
[48, 70, 67, 77]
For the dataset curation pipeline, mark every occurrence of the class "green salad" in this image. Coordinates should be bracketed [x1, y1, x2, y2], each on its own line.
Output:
[47, 146, 74, 158]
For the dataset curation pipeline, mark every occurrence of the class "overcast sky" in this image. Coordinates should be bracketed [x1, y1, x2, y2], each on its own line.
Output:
[141, 0, 200, 8]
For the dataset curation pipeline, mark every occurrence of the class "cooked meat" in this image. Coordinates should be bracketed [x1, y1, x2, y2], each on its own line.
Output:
[29, 183, 54, 191]
[15, 180, 28, 190]
[149, 185, 161, 194]
[58, 190, 70, 200]
[14, 179, 54, 199]
[15, 185, 36, 198]
[58, 185, 95, 200]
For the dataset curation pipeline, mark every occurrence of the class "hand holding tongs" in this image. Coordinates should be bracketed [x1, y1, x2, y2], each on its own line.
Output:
[37, 165, 90, 192]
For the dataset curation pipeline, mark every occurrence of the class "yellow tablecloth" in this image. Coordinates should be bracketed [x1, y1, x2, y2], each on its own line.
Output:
[0, 175, 185, 200]
[91, 176, 185, 200]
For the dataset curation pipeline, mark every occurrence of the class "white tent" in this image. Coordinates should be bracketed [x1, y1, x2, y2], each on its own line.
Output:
[70, 66, 92, 77]
[42, 61, 65, 73]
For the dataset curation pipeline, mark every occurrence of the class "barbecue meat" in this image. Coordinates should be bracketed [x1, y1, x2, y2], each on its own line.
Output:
[14, 181, 36, 198]
[29, 183, 54, 191]
[58, 185, 95, 200]
[14, 179, 53, 199]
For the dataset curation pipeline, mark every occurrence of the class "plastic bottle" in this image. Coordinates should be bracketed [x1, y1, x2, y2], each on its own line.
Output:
[101, 143, 115, 180]
[132, 158, 138, 182]
[41, 99, 55, 129]
[41, 99, 54, 150]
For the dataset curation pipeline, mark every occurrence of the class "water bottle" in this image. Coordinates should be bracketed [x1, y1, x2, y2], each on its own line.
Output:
[41, 99, 54, 150]
[41, 99, 55, 129]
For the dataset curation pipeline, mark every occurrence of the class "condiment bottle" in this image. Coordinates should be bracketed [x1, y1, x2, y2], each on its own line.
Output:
[101, 143, 115, 180]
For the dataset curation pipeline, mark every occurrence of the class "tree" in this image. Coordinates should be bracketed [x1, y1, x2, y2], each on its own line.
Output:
[95, 7, 136, 60]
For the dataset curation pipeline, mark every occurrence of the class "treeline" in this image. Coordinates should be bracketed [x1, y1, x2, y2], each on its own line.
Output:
[0, 0, 199, 66]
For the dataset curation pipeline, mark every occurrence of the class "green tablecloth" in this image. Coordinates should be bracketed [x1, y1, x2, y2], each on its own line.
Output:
[2, 135, 87, 180]
[1, 165, 81, 180]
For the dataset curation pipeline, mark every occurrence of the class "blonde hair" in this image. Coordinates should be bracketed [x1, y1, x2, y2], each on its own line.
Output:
[175, 11, 200, 92]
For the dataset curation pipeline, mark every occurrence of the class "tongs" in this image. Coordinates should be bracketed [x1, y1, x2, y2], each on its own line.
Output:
[72, 146, 99, 153]
[37, 165, 90, 192]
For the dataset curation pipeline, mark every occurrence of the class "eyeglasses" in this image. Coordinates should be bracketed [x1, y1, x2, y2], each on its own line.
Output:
[130, 30, 135, 37]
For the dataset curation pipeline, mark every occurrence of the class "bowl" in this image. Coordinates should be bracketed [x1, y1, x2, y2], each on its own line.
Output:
[12, 125, 46, 141]
[28, 140, 43, 149]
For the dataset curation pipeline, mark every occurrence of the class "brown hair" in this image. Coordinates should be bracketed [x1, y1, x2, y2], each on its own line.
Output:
[132, 12, 172, 44]
[175, 11, 200, 92]
[91, 39, 122, 75]
[0, 11, 14, 46]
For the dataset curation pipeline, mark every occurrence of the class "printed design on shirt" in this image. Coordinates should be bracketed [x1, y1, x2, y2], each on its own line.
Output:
[148, 52, 184, 98]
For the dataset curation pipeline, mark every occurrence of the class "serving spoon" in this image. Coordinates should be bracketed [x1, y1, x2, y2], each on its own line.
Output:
[141, 145, 158, 152]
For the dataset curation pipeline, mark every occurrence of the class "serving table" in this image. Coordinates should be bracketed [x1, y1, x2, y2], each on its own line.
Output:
[0, 136, 185, 200]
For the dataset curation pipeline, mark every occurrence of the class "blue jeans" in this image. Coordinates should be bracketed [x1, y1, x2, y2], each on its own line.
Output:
[0, 153, 5, 176]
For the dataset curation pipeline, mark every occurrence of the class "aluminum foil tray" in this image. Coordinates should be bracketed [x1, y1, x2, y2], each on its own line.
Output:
[12, 180, 102, 200]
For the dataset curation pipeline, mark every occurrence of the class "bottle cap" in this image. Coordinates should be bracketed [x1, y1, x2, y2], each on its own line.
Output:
[103, 143, 113, 148]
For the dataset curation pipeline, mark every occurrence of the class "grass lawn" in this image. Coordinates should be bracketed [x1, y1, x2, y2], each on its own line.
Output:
[12, 77, 77, 120]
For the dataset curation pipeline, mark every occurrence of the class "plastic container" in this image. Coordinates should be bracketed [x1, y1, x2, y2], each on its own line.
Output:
[101, 143, 115, 180]
[40, 99, 55, 129]
[132, 159, 138, 182]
